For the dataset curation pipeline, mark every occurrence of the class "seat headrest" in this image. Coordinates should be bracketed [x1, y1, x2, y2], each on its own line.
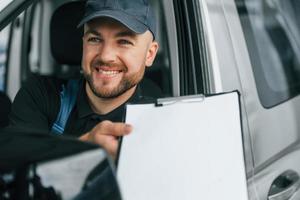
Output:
[50, 1, 85, 65]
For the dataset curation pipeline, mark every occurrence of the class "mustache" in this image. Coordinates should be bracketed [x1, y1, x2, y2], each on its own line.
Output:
[91, 59, 125, 69]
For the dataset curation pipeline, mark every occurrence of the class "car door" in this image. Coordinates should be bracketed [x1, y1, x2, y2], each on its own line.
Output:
[190, 0, 300, 199]
[235, 0, 300, 199]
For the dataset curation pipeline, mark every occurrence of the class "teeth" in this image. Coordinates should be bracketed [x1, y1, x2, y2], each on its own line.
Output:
[98, 69, 119, 75]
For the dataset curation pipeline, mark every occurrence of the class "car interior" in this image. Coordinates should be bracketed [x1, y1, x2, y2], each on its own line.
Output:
[0, 0, 173, 128]
[0, 0, 174, 198]
[49, 0, 169, 98]
[25, 0, 173, 98]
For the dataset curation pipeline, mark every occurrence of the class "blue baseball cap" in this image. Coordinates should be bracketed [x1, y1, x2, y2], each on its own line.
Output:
[77, 0, 157, 39]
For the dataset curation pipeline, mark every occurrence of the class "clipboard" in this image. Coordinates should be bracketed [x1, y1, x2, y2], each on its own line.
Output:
[116, 91, 248, 200]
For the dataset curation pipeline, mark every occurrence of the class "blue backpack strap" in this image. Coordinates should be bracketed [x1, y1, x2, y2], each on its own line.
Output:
[51, 79, 80, 135]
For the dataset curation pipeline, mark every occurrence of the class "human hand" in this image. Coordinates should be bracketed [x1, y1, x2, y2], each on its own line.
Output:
[79, 120, 132, 159]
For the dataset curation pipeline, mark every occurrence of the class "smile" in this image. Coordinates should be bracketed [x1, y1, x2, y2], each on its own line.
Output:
[98, 69, 120, 75]
[94, 66, 123, 77]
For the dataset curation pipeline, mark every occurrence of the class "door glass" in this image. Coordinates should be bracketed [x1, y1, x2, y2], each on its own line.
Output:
[236, 0, 300, 107]
[0, 25, 10, 91]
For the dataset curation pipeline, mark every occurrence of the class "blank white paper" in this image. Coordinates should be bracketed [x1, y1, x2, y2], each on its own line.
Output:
[117, 92, 248, 200]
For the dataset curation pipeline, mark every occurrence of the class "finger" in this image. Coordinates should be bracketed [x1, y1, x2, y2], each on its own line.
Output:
[96, 134, 116, 146]
[105, 137, 119, 159]
[99, 120, 133, 136]
[98, 135, 119, 159]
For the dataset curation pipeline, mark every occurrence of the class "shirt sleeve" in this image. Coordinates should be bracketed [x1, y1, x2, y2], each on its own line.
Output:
[8, 75, 61, 132]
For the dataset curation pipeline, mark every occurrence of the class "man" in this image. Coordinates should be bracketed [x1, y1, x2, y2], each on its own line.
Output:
[9, 0, 159, 160]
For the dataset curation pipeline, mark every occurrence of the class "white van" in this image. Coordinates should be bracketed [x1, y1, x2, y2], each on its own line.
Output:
[1, 0, 300, 199]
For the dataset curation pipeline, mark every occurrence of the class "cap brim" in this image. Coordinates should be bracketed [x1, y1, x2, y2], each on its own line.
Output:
[77, 10, 148, 34]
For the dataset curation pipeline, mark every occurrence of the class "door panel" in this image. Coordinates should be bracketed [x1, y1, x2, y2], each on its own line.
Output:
[201, 0, 300, 199]
[234, 0, 300, 168]
[200, 0, 254, 175]
[248, 148, 300, 200]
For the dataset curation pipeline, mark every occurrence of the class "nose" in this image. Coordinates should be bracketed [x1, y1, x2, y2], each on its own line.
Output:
[98, 42, 117, 64]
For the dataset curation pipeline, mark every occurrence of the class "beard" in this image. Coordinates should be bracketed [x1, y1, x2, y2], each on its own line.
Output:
[83, 66, 145, 99]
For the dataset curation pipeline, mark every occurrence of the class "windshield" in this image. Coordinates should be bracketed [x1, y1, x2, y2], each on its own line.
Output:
[0, 0, 13, 13]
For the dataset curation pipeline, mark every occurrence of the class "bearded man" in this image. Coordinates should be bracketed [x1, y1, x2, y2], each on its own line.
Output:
[8, 0, 159, 160]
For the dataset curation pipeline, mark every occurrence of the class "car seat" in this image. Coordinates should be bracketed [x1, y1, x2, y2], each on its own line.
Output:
[50, 1, 85, 80]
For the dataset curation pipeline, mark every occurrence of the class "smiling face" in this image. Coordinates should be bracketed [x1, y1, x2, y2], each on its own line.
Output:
[82, 17, 158, 100]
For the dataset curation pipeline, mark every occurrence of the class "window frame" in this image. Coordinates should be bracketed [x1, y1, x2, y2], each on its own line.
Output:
[173, 0, 207, 96]
[236, 0, 300, 108]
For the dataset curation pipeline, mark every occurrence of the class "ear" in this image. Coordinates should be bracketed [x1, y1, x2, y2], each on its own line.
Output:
[145, 41, 159, 67]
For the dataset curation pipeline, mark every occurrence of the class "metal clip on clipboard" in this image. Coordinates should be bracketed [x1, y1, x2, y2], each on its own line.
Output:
[155, 94, 205, 106]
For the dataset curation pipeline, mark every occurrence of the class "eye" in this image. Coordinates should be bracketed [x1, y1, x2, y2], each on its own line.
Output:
[118, 39, 133, 46]
[87, 36, 102, 43]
